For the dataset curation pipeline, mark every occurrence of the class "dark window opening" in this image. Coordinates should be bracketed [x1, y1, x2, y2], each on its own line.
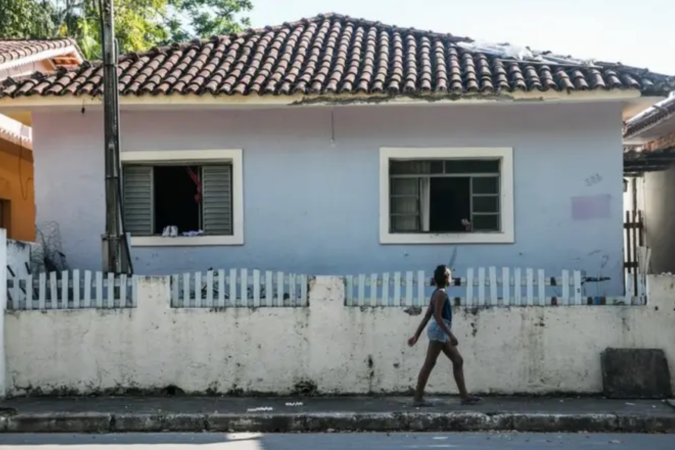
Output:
[153, 166, 200, 235]
[430, 178, 470, 232]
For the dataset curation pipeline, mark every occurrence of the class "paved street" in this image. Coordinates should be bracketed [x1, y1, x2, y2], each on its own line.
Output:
[0, 433, 673, 449]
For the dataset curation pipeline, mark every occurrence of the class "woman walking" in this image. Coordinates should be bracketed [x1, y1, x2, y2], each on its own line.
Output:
[407, 265, 481, 406]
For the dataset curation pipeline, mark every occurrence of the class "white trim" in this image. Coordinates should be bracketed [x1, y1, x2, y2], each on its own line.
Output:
[0, 88, 641, 111]
[120, 149, 244, 246]
[0, 113, 32, 149]
[379, 147, 515, 245]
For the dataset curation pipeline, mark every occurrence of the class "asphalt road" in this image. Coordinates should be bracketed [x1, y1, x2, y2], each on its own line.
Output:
[0, 433, 673, 449]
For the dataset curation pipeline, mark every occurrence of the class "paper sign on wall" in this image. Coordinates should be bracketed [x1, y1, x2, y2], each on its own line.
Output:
[571, 194, 611, 221]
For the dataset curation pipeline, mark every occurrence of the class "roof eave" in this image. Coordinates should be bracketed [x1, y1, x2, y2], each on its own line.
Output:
[0, 88, 645, 112]
[0, 45, 84, 73]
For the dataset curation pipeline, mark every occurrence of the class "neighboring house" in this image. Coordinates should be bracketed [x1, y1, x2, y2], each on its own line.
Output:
[0, 39, 83, 241]
[0, 14, 672, 292]
[623, 94, 675, 273]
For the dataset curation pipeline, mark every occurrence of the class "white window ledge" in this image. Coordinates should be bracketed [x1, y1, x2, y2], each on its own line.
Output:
[130, 235, 243, 247]
[381, 231, 514, 245]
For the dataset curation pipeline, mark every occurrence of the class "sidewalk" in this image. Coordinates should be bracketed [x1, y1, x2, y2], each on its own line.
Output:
[1, 396, 674, 433]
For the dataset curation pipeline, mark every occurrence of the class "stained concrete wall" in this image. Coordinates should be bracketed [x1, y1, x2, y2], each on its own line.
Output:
[5, 275, 673, 396]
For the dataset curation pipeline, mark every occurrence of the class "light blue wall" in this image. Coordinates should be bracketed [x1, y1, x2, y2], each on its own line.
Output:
[32, 102, 625, 293]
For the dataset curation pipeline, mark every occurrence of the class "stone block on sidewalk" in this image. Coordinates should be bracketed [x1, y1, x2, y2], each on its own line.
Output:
[601, 348, 672, 399]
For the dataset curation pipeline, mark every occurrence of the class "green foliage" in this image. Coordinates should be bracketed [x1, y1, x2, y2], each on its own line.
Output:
[0, 0, 253, 58]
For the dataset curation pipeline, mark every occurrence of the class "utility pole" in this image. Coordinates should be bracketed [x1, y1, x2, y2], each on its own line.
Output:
[100, 0, 129, 274]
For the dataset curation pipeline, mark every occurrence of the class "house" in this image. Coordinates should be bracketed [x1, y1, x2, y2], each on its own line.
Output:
[623, 94, 675, 273]
[0, 39, 83, 241]
[0, 14, 671, 292]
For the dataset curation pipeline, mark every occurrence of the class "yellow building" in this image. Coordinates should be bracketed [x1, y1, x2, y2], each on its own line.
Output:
[0, 39, 82, 241]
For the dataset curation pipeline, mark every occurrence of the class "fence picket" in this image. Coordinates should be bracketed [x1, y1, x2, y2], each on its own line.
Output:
[393, 272, 402, 306]
[275, 271, 284, 307]
[195, 272, 202, 308]
[288, 273, 297, 307]
[345, 275, 353, 306]
[370, 273, 378, 306]
[416, 271, 425, 306]
[526, 268, 534, 306]
[573, 271, 583, 305]
[253, 270, 261, 308]
[299, 274, 308, 306]
[477, 267, 486, 306]
[119, 274, 127, 308]
[95, 271, 103, 307]
[61, 271, 68, 308]
[466, 268, 474, 307]
[106, 273, 114, 308]
[405, 271, 414, 306]
[25, 274, 32, 310]
[240, 269, 248, 307]
[72, 270, 80, 308]
[205, 270, 214, 307]
[230, 269, 237, 307]
[502, 267, 510, 306]
[537, 269, 546, 306]
[265, 271, 273, 307]
[561, 270, 570, 305]
[514, 268, 522, 306]
[357, 274, 365, 307]
[489, 267, 498, 306]
[131, 275, 137, 307]
[38, 272, 46, 310]
[217, 269, 226, 308]
[382, 272, 390, 306]
[83, 270, 92, 308]
[182, 273, 190, 308]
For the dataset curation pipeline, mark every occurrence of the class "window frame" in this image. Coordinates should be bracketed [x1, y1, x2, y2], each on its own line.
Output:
[379, 147, 515, 245]
[120, 149, 244, 247]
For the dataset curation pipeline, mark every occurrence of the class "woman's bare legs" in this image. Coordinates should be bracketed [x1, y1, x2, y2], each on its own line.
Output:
[442, 342, 480, 404]
[413, 341, 443, 404]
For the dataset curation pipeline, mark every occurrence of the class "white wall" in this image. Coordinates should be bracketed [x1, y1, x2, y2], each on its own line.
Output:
[5, 274, 674, 396]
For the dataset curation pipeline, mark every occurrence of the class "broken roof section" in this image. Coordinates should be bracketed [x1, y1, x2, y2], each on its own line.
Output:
[624, 93, 675, 141]
[0, 38, 83, 71]
[0, 13, 672, 100]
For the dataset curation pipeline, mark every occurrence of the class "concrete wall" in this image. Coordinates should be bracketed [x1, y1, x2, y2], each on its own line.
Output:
[0, 140, 35, 241]
[31, 102, 624, 291]
[5, 274, 673, 396]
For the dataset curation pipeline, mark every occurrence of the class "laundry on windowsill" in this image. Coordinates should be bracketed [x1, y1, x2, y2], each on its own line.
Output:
[160, 226, 204, 238]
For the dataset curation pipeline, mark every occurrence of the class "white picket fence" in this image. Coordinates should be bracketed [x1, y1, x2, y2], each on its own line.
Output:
[171, 269, 310, 307]
[345, 267, 647, 307]
[6, 268, 137, 310]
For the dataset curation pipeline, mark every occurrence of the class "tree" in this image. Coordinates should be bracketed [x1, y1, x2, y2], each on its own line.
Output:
[0, 0, 58, 39]
[0, 0, 253, 58]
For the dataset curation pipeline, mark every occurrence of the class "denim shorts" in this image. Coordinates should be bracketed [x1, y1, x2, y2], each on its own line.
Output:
[427, 319, 452, 343]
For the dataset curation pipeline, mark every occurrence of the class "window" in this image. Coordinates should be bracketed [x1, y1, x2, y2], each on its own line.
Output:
[120, 150, 243, 246]
[379, 147, 514, 244]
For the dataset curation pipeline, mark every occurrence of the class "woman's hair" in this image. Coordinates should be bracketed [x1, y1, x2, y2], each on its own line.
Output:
[433, 265, 448, 287]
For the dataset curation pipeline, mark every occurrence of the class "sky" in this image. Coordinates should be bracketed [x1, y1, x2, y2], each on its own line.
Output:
[247, 0, 675, 76]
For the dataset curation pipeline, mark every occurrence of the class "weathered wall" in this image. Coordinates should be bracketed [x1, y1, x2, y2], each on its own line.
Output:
[31, 102, 625, 292]
[5, 274, 673, 396]
[0, 140, 35, 241]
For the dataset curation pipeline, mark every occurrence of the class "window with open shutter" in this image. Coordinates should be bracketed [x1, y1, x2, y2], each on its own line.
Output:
[122, 165, 153, 236]
[201, 165, 233, 235]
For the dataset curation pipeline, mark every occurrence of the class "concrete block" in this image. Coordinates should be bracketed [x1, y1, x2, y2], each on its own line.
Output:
[601, 348, 672, 399]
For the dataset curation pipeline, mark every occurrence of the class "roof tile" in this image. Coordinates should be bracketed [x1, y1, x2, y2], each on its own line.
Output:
[0, 14, 672, 100]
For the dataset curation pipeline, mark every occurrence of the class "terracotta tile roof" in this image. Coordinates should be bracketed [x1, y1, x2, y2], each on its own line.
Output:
[0, 38, 78, 65]
[1, 14, 672, 99]
[624, 95, 675, 138]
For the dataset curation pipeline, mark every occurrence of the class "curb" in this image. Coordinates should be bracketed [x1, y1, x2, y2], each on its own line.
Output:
[1, 411, 674, 433]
